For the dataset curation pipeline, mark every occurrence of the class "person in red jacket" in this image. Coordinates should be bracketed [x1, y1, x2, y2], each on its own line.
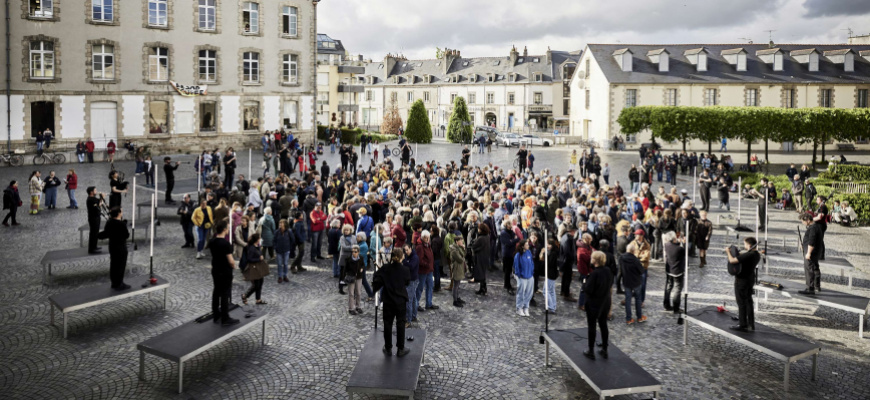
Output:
[415, 230, 438, 310]
[309, 202, 328, 262]
[65, 168, 78, 209]
[106, 140, 116, 163]
[85, 139, 95, 163]
[392, 215, 407, 248]
[576, 233, 593, 310]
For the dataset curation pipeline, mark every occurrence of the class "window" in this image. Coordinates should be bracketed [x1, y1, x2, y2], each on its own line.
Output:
[665, 89, 677, 106]
[282, 54, 297, 84]
[585, 89, 590, 109]
[29, 0, 53, 18]
[424, 91, 430, 103]
[148, 101, 169, 134]
[858, 89, 869, 108]
[508, 74, 515, 83]
[486, 92, 495, 104]
[407, 91, 414, 102]
[585, 59, 590, 78]
[745, 88, 758, 106]
[198, 0, 216, 31]
[563, 84, 570, 98]
[243, 101, 260, 131]
[390, 92, 397, 102]
[282, 6, 298, 36]
[625, 89, 637, 108]
[450, 93, 457, 103]
[469, 112, 475, 124]
[704, 88, 718, 106]
[508, 92, 515, 105]
[242, 2, 259, 34]
[198, 50, 217, 82]
[92, 44, 115, 80]
[243, 52, 260, 83]
[29, 41, 55, 79]
[487, 74, 495, 83]
[820, 89, 833, 108]
[93, 0, 114, 22]
[148, 0, 168, 27]
[534, 92, 543, 105]
[200, 101, 217, 132]
[784, 89, 796, 108]
[564, 99, 570, 115]
[148, 47, 169, 81]
[468, 93, 476, 104]
[534, 73, 543, 82]
[365, 90, 373, 102]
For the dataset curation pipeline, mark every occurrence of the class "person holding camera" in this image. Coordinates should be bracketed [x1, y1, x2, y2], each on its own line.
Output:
[109, 171, 126, 209]
[86, 187, 104, 254]
[98, 207, 130, 290]
[725, 237, 761, 332]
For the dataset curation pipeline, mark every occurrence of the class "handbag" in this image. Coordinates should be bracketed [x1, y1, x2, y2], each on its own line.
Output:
[243, 260, 270, 281]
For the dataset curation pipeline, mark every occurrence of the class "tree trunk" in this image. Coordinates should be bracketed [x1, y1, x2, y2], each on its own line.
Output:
[682, 137, 687, 152]
[707, 140, 712, 155]
[821, 141, 826, 162]
[764, 139, 769, 175]
[812, 140, 818, 167]
[746, 140, 752, 170]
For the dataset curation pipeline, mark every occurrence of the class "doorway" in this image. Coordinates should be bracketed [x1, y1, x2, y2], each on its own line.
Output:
[90, 102, 118, 144]
[485, 112, 497, 127]
[31, 101, 55, 138]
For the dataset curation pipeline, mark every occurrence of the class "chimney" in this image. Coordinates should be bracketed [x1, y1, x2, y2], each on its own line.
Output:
[546, 46, 552, 64]
[510, 45, 518, 66]
[523, 46, 528, 57]
[442, 48, 460, 74]
[384, 53, 398, 82]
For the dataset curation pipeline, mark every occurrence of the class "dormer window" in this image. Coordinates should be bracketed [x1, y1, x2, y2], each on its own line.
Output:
[721, 48, 747, 72]
[613, 48, 633, 72]
[756, 48, 783, 71]
[392, 76, 399, 84]
[424, 74, 432, 84]
[508, 73, 516, 82]
[533, 73, 543, 82]
[406, 75, 414, 84]
[684, 48, 708, 72]
[824, 49, 855, 72]
[468, 74, 476, 82]
[517, 57, 524, 63]
[790, 49, 819, 72]
[533, 58, 540, 63]
[487, 73, 495, 82]
[647, 49, 669, 72]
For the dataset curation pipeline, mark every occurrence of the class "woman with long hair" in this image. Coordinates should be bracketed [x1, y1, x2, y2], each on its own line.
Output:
[242, 233, 267, 305]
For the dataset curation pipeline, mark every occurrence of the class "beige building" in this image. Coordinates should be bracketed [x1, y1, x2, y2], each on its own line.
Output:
[315, 34, 365, 127]
[569, 43, 870, 151]
[3, 0, 318, 153]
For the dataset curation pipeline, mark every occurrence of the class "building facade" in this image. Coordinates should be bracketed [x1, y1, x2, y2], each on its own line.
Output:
[315, 33, 365, 127]
[359, 47, 580, 134]
[569, 43, 870, 151]
[3, 0, 318, 153]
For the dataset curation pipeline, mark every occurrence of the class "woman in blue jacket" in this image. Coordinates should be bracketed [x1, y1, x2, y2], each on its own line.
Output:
[513, 239, 535, 317]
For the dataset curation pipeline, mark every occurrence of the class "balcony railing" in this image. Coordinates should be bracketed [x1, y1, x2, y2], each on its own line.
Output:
[337, 84, 364, 93]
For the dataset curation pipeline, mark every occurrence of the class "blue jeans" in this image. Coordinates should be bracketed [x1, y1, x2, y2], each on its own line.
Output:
[631, 182, 640, 193]
[577, 274, 588, 307]
[659, 171, 664, 182]
[516, 277, 533, 310]
[330, 143, 335, 153]
[36, 142, 43, 152]
[603, 175, 609, 185]
[625, 285, 643, 321]
[44, 187, 57, 208]
[406, 280, 419, 321]
[67, 189, 77, 208]
[361, 271, 374, 298]
[417, 272, 433, 307]
[640, 270, 648, 303]
[276, 251, 290, 278]
[332, 256, 340, 277]
[77, 153, 85, 163]
[196, 226, 209, 252]
[309, 230, 323, 259]
[546, 279, 556, 312]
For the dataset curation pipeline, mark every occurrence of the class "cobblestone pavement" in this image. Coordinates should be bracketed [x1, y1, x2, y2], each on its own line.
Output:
[1, 142, 869, 399]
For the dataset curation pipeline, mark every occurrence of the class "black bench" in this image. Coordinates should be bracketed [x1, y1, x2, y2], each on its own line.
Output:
[755, 275, 870, 338]
[836, 144, 856, 151]
[543, 328, 662, 400]
[136, 199, 183, 219]
[764, 255, 857, 289]
[77, 219, 154, 247]
[49, 275, 169, 338]
[683, 305, 820, 391]
[138, 307, 267, 393]
[40, 245, 135, 285]
[346, 328, 427, 400]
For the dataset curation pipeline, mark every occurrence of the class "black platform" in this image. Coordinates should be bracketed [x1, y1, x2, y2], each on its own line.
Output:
[543, 328, 661, 399]
[683, 305, 820, 391]
[764, 255, 856, 288]
[138, 307, 266, 393]
[40, 245, 135, 285]
[77, 219, 155, 247]
[755, 274, 870, 338]
[346, 328, 426, 399]
[49, 274, 169, 338]
[136, 199, 183, 218]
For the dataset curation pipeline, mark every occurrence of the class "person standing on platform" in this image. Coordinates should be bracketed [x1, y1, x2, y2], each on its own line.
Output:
[799, 213, 823, 295]
[210, 220, 239, 326]
[372, 248, 411, 357]
[109, 171, 125, 209]
[726, 236, 761, 332]
[98, 207, 130, 290]
[3, 181, 22, 226]
[583, 251, 613, 360]
[178, 194, 195, 248]
[662, 231, 685, 314]
[163, 157, 179, 204]
[694, 211, 713, 268]
[86, 187, 103, 253]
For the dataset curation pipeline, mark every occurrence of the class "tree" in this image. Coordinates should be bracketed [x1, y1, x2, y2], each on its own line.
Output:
[380, 98, 403, 135]
[447, 96, 472, 143]
[435, 47, 444, 59]
[405, 99, 432, 143]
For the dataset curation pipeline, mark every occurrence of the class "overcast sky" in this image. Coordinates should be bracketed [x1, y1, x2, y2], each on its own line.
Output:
[318, 0, 870, 60]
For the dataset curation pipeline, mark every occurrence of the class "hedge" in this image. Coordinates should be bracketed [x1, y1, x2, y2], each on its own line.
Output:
[820, 163, 870, 181]
[317, 126, 397, 145]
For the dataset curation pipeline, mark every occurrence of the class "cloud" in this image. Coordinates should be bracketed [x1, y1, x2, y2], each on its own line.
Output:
[317, 0, 870, 60]
[803, 0, 870, 17]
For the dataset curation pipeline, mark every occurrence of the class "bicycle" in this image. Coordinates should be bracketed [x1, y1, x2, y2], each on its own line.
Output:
[0, 152, 24, 167]
[33, 151, 66, 165]
[391, 146, 414, 157]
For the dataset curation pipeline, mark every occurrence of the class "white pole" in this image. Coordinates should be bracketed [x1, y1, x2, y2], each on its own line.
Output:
[197, 156, 202, 195]
[150, 193, 155, 257]
[684, 220, 689, 301]
[755, 205, 759, 239]
[764, 187, 769, 244]
[693, 167, 697, 204]
[737, 176, 742, 222]
[544, 230, 549, 312]
[132, 176, 136, 231]
[154, 158, 158, 199]
[248, 148, 252, 179]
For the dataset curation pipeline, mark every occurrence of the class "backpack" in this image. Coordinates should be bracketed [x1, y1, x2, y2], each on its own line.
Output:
[727, 245, 741, 276]
[2, 189, 11, 210]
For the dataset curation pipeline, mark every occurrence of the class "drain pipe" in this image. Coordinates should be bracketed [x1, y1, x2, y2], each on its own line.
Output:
[5, 0, 11, 152]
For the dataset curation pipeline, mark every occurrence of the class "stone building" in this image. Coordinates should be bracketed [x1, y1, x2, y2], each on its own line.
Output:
[569, 43, 870, 151]
[2, 0, 318, 154]
[315, 33, 365, 127]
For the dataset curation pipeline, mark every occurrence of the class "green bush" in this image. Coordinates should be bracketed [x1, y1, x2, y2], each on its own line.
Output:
[316, 126, 397, 145]
[446, 96, 472, 144]
[827, 163, 870, 181]
[405, 100, 432, 144]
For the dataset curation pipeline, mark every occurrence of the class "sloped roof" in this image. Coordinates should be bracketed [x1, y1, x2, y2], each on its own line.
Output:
[720, 48, 746, 55]
[823, 49, 853, 56]
[790, 48, 818, 56]
[585, 43, 870, 85]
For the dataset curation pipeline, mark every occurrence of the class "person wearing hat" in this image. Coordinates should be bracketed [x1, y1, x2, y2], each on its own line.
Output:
[630, 229, 651, 305]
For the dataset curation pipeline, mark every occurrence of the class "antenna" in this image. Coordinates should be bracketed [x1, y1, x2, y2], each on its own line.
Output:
[764, 30, 776, 42]
[739, 37, 753, 44]
[843, 27, 854, 38]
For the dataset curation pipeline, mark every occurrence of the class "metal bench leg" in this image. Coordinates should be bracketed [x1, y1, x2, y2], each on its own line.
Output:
[164, 288, 167, 310]
[812, 354, 818, 381]
[859, 314, 864, 339]
[544, 341, 549, 367]
[139, 351, 145, 381]
[63, 312, 68, 339]
[783, 361, 790, 392]
[178, 361, 184, 394]
[50, 303, 54, 327]
[683, 319, 689, 345]
[262, 320, 266, 345]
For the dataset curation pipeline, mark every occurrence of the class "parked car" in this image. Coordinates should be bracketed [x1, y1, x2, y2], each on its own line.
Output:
[498, 133, 522, 147]
[520, 134, 553, 147]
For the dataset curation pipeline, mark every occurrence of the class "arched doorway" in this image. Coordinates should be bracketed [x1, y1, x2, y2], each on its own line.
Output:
[485, 112, 497, 127]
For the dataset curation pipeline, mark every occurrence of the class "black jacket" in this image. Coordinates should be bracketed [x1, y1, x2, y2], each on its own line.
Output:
[664, 241, 685, 276]
[98, 218, 129, 253]
[582, 266, 613, 316]
[163, 163, 178, 181]
[372, 261, 410, 310]
[619, 253, 644, 289]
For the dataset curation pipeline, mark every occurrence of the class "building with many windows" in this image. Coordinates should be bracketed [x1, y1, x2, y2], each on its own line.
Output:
[359, 47, 580, 134]
[3, 0, 318, 153]
[315, 34, 366, 127]
[569, 43, 870, 150]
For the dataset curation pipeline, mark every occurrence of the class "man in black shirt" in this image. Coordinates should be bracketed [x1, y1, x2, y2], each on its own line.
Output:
[98, 207, 130, 290]
[163, 157, 180, 204]
[800, 213, 823, 294]
[209, 220, 239, 326]
[726, 237, 761, 332]
[812, 195, 828, 260]
[516, 146, 527, 173]
[372, 248, 411, 357]
[663, 232, 685, 314]
[85, 187, 105, 254]
[178, 194, 195, 248]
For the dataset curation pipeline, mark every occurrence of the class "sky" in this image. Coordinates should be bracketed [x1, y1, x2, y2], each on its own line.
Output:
[318, 0, 870, 60]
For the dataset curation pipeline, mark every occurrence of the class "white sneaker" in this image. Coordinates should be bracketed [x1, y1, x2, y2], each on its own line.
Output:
[517, 309, 524, 317]
[196, 252, 203, 259]
[523, 308, 530, 317]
